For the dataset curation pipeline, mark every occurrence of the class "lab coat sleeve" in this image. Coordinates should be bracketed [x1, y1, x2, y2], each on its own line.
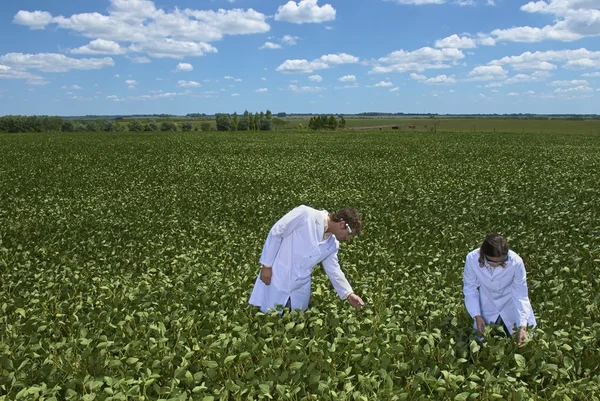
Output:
[321, 251, 353, 300]
[511, 260, 533, 328]
[258, 207, 307, 267]
[462, 258, 481, 318]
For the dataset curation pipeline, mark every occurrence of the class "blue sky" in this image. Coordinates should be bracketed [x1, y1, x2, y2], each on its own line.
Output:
[1, 0, 599, 116]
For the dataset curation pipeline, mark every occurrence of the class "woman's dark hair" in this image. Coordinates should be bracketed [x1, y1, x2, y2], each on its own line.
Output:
[478, 233, 509, 267]
[331, 208, 362, 236]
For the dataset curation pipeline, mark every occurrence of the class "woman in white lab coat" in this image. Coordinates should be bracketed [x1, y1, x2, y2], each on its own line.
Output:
[248, 205, 365, 314]
[463, 233, 536, 346]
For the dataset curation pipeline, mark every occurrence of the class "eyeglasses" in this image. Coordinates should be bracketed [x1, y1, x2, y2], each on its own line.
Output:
[343, 221, 355, 236]
[485, 254, 509, 265]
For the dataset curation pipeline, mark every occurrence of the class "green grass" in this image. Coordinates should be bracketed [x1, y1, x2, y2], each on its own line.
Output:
[0, 130, 599, 400]
[105, 116, 600, 134]
[278, 117, 600, 133]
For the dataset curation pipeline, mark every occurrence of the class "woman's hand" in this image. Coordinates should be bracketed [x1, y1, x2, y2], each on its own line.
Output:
[517, 327, 528, 347]
[474, 315, 486, 334]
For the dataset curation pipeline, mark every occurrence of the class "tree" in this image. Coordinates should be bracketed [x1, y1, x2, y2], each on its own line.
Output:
[232, 112, 239, 131]
[308, 116, 327, 130]
[73, 122, 87, 131]
[0, 116, 63, 133]
[215, 114, 232, 131]
[253, 113, 260, 131]
[272, 118, 289, 130]
[239, 110, 250, 131]
[327, 115, 338, 130]
[248, 112, 255, 131]
[61, 120, 75, 132]
[84, 121, 99, 132]
[114, 123, 129, 132]
[129, 120, 144, 132]
[308, 115, 345, 131]
[200, 122, 211, 131]
[145, 122, 159, 131]
[102, 120, 115, 132]
[39, 116, 62, 132]
[181, 122, 193, 131]
[260, 110, 273, 131]
[160, 121, 178, 131]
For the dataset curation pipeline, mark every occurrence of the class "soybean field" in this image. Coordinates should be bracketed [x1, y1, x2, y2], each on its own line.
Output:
[0, 130, 599, 400]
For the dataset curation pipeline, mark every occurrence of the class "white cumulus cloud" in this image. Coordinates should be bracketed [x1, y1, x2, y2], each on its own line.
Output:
[467, 65, 508, 81]
[320, 53, 359, 64]
[0, 53, 114, 73]
[128, 56, 151, 63]
[488, 48, 600, 72]
[259, 42, 282, 50]
[177, 80, 201, 87]
[174, 62, 193, 72]
[288, 84, 325, 93]
[474, 1, 600, 45]
[424, 74, 457, 84]
[12, 0, 270, 59]
[554, 85, 593, 93]
[435, 34, 477, 49]
[70, 39, 126, 55]
[129, 39, 217, 59]
[12, 10, 53, 30]
[370, 46, 465, 74]
[549, 79, 588, 86]
[275, 0, 336, 24]
[276, 52, 358, 73]
[0, 65, 48, 85]
[338, 75, 356, 82]
[281, 35, 300, 45]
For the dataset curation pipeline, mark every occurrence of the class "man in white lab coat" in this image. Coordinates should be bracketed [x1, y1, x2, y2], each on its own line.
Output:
[463, 233, 537, 346]
[248, 204, 365, 314]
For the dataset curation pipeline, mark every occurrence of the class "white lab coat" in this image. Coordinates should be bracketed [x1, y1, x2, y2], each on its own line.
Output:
[463, 248, 537, 335]
[248, 205, 354, 313]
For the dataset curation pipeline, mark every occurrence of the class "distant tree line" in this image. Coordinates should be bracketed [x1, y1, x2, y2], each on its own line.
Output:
[0, 116, 63, 133]
[4, 112, 599, 134]
[0, 113, 344, 133]
[215, 110, 273, 131]
[62, 119, 194, 133]
[0, 115, 212, 133]
[82, 113, 176, 119]
[308, 115, 346, 130]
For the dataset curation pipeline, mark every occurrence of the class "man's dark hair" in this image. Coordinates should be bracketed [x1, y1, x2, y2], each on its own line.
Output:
[331, 208, 362, 236]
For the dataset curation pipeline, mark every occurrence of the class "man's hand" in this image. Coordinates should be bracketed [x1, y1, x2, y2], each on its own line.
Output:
[260, 265, 272, 285]
[517, 327, 528, 347]
[474, 315, 486, 335]
[347, 293, 365, 309]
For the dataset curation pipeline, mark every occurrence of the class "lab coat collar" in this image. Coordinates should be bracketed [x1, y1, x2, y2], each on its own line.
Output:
[322, 211, 332, 241]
